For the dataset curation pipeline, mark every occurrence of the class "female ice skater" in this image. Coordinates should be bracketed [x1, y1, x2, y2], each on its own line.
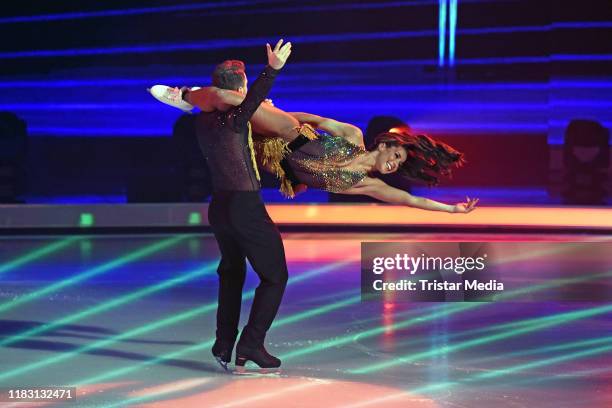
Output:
[150, 84, 478, 213]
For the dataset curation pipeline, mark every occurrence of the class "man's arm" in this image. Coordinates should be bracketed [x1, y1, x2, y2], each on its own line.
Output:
[289, 112, 364, 147]
[231, 39, 292, 130]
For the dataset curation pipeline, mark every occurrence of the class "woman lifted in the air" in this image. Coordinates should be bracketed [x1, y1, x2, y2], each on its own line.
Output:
[150, 75, 478, 214]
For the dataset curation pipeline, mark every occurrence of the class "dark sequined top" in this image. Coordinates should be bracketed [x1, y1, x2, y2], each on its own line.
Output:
[285, 132, 368, 192]
[195, 65, 278, 191]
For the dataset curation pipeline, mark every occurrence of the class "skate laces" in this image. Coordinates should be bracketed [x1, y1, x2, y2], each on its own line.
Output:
[164, 87, 182, 102]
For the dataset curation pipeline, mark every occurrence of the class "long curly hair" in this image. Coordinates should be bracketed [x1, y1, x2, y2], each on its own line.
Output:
[368, 131, 466, 185]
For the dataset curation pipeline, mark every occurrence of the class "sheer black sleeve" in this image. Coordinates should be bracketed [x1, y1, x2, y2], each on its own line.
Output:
[229, 65, 279, 130]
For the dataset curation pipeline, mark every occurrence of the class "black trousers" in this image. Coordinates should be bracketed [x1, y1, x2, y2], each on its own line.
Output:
[208, 191, 288, 348]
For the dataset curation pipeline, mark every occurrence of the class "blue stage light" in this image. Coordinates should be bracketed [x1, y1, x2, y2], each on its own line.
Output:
[449, 0, 458, 67]
[439, 0, 447, 67]
[0, 1, 283, 24]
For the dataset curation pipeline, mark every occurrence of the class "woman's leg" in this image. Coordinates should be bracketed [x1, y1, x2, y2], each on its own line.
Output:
[250, 103, 301, 142]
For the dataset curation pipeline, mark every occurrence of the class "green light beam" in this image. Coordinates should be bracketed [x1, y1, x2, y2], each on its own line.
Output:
[274, 294, 361, 327]
[0, 261, 349, 382]
[0, 235, 188, 314]
[4, 246, 608, 387]
[348, 304, 612, 374]
[463, 345, 612, 390]
[0, 262, 217, 347]
[82, 246, 612, 406]
[301, 287, 359, 304]
[0, 298, 212, 381]
[282, 302, 477, 361]
[0, 239, 592, 382]
[103, 378, 322, 408]
[461, 334, 612, 366]
[68, 270, 612, 405]
[415, 337, 612, 394]
[77, 290, 360, 389]
[280, 269, 612, 363]
[475, 338, 612, 381]
[0, 236, 79, 275]
[340, 339, 612, 408]
[350, 241, 610, 335]
[523, 365, 612, 382]
[368, 303, 612, 362]
[70, 265, 357, 387]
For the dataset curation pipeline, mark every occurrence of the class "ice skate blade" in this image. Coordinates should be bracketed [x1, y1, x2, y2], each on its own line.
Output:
[233, 366, 281, 376]
[214, 356, 229, 371]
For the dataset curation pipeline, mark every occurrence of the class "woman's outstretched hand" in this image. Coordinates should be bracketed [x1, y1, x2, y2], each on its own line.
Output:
[267, 39, 292, 70]
[453, 196, 479, 213]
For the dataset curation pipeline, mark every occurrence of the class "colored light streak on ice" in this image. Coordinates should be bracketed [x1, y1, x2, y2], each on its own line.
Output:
[0, 261, 349, 382]
[0, 236, 79, 275]
[72, 263, 356, 388]
[348, 303, 612, 374]
[0, 262, 217, 347]
[0, 235, 188, 314]
[280, 268, 612, 364]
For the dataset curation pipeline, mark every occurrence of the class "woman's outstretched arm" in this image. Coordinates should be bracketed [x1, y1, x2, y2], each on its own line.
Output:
[288, 112, 364, 147]
[340, 177, 478, 213]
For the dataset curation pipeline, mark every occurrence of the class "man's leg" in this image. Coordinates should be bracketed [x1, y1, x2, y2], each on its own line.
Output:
[187, 87, 300, 142]
[240, 228, 288, 348]
[233, 198, 289, 349]
[208, 197, 247, 369]
[213, 230, 247, 344]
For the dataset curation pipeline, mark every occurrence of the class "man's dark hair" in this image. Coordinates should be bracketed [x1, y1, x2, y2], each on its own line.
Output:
[212, 60, 246, 90]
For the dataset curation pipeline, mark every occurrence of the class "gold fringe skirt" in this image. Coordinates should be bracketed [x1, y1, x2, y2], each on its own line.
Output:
[253, 123, 319, 198]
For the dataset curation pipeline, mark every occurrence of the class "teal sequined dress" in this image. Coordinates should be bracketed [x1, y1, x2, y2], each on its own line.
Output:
[283, 131, 368, 193]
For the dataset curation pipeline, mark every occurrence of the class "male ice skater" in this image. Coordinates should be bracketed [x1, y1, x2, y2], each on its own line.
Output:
[197, 39, 292, 372]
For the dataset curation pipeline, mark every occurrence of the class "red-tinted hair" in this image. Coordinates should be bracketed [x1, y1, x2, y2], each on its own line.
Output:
[212, 60, 246, 90]
[368, 132, 466, 185]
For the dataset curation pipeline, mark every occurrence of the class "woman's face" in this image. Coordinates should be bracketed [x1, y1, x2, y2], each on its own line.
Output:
[375, 143, 407, 174]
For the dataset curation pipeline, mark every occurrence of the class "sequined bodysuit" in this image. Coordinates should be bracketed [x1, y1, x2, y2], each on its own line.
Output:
[284, 131, 368, 193]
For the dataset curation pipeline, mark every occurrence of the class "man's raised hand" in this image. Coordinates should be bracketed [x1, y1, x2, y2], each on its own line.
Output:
[266, 39, 292, 70]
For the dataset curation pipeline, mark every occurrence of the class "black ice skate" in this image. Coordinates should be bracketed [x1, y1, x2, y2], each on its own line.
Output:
[234, 345, 281, 374]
